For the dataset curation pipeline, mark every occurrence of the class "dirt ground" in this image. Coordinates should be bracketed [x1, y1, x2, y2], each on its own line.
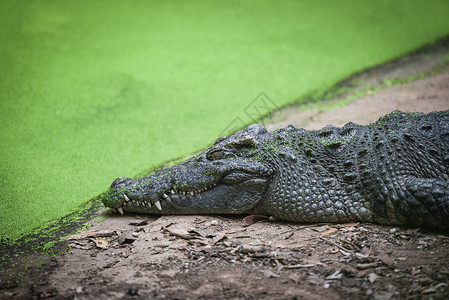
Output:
[2, 41, 449, 299]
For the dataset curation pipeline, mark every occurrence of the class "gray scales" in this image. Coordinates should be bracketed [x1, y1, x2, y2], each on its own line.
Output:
[102, 110, 449, 230]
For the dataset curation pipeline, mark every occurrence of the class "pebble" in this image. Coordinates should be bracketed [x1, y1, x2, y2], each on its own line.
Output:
[368, 273, 379, 283]
[389, 228, 399, 234]
[128, 286, 138, 295]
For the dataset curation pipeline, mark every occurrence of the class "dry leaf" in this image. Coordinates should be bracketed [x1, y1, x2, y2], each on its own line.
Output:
[129, 219, 150, 226]
[241, 215, 271, 226]
[211, 232, 227, 245]
[66, 229, 117, 240]
[90, 238, 109, 249]
[188, 229, 216, 238]
[118, 231, 138, 244]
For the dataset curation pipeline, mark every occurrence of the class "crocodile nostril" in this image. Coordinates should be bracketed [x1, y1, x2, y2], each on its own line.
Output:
[111, 176, 131, 188]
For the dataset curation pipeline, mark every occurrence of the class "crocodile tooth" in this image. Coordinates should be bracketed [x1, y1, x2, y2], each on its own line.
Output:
[117, 207, 124, 215]
[154, 200, 162, 211]
[124, 194, 130, 201]
[163, 193, 168, 199]
[171, 190, 175, 194]
[190, 191, 194, 196]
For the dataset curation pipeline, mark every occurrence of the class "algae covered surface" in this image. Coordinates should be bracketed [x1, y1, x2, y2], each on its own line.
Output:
[1, 0, 449, 240]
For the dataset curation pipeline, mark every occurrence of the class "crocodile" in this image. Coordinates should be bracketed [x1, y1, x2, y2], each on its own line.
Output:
[102, 110, 449, 229]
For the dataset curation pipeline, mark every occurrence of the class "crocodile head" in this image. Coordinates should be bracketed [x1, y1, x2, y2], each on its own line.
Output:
[101, 124, 274, 215]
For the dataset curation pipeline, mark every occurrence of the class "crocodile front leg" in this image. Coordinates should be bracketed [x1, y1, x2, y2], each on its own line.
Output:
[399, 178, 449, 229]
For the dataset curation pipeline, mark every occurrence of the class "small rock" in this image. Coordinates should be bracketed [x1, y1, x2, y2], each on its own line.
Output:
[389, 228, 399, 234]
[128, 286, 138, 295]
[368, 273, 378, 283]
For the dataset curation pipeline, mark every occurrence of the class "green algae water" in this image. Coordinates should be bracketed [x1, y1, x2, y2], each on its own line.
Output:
[1, 0, 449, 240]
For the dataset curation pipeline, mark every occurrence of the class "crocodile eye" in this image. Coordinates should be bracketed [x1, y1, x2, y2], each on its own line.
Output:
[206, 149, 226, 160]
[206, 148, 235, 161]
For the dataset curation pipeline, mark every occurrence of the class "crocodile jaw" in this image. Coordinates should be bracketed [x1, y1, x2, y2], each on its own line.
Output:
[102, 175, 269, 215]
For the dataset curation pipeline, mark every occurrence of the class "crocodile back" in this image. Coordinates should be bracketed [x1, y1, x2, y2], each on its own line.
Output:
[260, 110, 449, 228]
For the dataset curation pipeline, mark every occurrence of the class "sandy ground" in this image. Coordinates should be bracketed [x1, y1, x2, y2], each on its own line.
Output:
[1, 42, 449, 299]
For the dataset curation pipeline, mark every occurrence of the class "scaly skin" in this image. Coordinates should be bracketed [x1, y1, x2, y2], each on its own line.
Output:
[102, 110, 449, 229]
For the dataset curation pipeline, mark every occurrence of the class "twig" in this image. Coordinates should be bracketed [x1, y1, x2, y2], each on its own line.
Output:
[224, 228, 246, 234]
[319, 237, 353, 256]
[284, 232, 294, 239]
[283, 262, 322, 269]
[162, 227, 201, 240]
[357, 262, 381, 270]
